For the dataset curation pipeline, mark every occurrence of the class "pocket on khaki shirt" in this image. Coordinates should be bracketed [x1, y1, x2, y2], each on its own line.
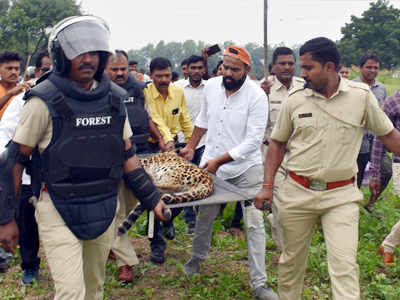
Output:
[296, 118, 317, 144]
[336, 123, 355, 145]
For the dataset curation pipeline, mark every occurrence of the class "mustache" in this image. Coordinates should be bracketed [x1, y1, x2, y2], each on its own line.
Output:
[78, 63, 95, 71]
[116, 75, 124, 80]
[223, 76, 234, 81]
[159, 82, 169, 86]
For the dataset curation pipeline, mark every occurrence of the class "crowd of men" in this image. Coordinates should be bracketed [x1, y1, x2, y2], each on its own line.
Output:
[0, 15, 399, 300]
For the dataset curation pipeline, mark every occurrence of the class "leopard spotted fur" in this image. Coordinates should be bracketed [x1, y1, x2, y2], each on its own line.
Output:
[118, 152, 213, 235]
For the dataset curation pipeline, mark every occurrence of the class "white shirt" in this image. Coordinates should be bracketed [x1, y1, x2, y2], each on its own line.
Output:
[0, 92, 31, 184]
[196, 76, 268, 179]
[175, 78, 207, 148]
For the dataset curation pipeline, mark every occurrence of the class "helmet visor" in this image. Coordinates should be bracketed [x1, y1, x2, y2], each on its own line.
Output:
[57, 20, 111, 60]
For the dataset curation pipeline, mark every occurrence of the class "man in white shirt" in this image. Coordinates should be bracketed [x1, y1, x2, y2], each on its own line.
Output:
[175, 55, 208, 233]
[180, 46, 278, 300]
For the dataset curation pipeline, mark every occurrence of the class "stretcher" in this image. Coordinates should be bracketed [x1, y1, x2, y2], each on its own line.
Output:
[117, 173, 270, 238]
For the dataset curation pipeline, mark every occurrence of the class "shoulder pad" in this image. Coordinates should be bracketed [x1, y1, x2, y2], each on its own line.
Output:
[23, 78, 58, 102]
[110, 81, 127, 98]
[131, 76, 146, 89]
[293, 76, 305, 83]
[288, 85, 306, 96]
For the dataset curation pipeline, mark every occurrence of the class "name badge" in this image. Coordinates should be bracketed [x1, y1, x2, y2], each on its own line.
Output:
[298, 113, 312, 118]
[74, 115, 112, 128]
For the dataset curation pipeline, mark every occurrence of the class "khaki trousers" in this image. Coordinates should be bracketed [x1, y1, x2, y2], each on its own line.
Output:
[267, 164, 286, 250]
[277, 176, 362, 300]
[262, 144, 286, 250]
[112, 182, 139, 267]
[382, 162, 400, 253]
[35, 192, 114, 300]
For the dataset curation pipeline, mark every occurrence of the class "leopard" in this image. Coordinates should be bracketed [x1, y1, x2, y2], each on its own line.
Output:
[118, 151, 214, 235]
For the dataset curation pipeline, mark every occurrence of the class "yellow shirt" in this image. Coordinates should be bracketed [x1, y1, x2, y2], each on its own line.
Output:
[271, 78, 393, 182]
[144, 82, 193, 143]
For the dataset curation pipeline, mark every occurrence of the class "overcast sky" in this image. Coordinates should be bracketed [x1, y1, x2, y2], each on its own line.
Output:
[79, 0, 400, 51]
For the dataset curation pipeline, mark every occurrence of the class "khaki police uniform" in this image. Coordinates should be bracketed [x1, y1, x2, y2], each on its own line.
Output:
[262, 75, 304, 250]
[271, 78, 393, 300]
[13, 90, 133, 300]
[112, 182, 139, 268]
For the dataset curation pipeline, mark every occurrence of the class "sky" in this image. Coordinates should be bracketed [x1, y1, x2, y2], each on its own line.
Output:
[79, 0, 400, 51]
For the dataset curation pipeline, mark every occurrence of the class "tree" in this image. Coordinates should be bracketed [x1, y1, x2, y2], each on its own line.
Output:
[338, 0, 400, 69]
[0, 0, 82, 68]
[127, 40, 284, 79]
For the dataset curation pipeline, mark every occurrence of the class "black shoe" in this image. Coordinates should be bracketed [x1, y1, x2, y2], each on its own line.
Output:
[164, 224, 175, 240]
[150, 248, 165, 264]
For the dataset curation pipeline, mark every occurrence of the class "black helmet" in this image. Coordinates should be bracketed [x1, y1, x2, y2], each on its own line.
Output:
[48, 15, 112, 80]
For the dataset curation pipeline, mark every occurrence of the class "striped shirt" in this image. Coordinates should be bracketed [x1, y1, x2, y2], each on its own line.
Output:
[370, 89, 400, 180]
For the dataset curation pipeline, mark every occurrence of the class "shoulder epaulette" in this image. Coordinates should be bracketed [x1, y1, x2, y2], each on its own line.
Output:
[293, 76, 305, 83]
[347, 80, 370, 91]
[288, 85, 306, 96]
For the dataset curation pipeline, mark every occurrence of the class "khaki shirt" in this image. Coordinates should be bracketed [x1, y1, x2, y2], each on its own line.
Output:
[264, 75, 304, 141]
[13, 96, 132, 154]
[271, 78, 393, 182]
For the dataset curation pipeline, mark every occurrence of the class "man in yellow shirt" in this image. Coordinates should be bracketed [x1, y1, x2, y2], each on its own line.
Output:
[0, 51, 31, 120]
[144, 57, 193, 264]
[144, 57, 193, 152]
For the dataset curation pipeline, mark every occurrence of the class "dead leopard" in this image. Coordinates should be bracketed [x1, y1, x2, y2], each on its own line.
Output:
[118, 152, 213, 235]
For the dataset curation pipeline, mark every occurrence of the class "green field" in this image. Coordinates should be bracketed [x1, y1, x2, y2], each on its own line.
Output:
[0, 184, 399, 300]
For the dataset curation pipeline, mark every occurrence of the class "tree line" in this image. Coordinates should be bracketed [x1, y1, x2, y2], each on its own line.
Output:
[0, 0, 399, 77]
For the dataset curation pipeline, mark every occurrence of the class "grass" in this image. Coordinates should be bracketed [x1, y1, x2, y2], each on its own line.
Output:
[0, 187, 399, 299]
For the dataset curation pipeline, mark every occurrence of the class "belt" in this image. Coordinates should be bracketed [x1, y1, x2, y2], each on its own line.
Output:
[288, 171, 354, 191]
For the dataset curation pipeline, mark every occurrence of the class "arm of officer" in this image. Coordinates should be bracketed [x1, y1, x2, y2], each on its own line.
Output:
[0, 143, 33, 253]
[254, 139, 286, 210]
[123, 138, 169, 221]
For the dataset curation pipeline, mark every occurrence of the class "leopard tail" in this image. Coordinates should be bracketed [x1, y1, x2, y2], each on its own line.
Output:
[117, 204, 146, 236]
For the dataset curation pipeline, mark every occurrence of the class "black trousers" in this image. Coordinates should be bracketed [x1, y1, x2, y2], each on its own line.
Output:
[16, 184, 40, 270]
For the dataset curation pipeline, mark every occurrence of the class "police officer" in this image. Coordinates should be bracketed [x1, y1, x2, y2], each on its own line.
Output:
[0, 16, 168, 300]
[254, 37, 400, 300]
[105, 50, 166, 282]
[260, 46, 304, 250]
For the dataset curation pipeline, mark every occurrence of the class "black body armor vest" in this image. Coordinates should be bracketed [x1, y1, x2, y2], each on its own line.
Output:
[120, 75, 151, 152]
[25, 73, 126, 240]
